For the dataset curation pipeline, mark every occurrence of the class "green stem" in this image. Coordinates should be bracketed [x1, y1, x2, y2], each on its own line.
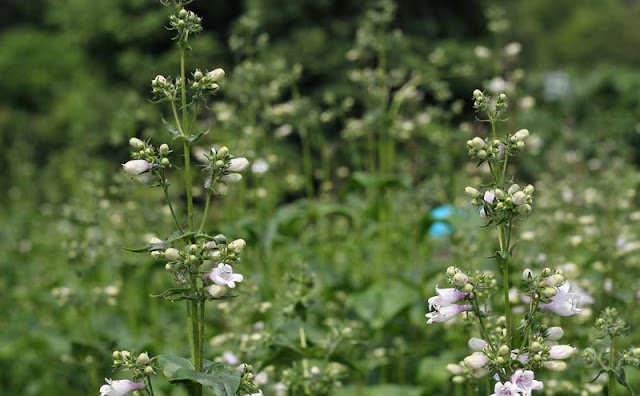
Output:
[198, 191, 211, 233]
[146, 376, 155, 396]
[161, 172, 184, 232]
[499, 224, 513, 351]
[198, 299, 205, 371]
[609, 337, 616, 396]
[299, 325, 310, 394]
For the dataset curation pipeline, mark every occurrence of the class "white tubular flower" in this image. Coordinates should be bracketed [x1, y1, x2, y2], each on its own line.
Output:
[463, 352, 489, 370]
[484, 190, 496, 204]
[510, 370, 543, 396]
[122, 160, 152, 175]
[228, 157, 249, 172]
[228, 239, 247, 252]
[425, 304, 472, 324]
[242, 391, 263, 396]
[542, 361, 567, 372]
[470, 367, 491, 378]
[99, 379, 145, 396]
[540, 283, 582, 316]
[512, 191, 528, 206]
[221, 173, 242, 183]
[207, 68, 225, 82]
[523, 184, 535, 195]
[204, 263, 244, 288]
[428, 286, 469, 310]
[468, 338, 489, 351]
[514, 129, 529, 141]
[490, 381, 523, 396]
[548, 345, 575, 359]
[546, 327, 564, 341]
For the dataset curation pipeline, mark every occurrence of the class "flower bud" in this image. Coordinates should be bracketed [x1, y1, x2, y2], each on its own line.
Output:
[523, 184, 535, 195]
[514, 129, 529, 141]
[203, 241, 217, 249]
[462, 283, 473, 293]
[178, 8, 187, 18]
[507, 184, 521, 195]
[123, 160, 153, 175]
[193, 70, 203, 80]
[632, 348, 640, 357]
[548, 345, 575, 359]
[161, 158, 170, 166]
[542, 268, 552, 277]
[468, 338, 489, 351]
[208, 284, 227, 298]
[228, 239, 247, 251]
[499, 93, 507, 101]
[153, 75, 166, 85]
[207, 68, 225, 82]
[446, 266, 457, 277]
[221, 173, 242, 184]
[517, 204, 532, 215]
[112, 351, 122, 359]
[498, 345, 510, 356]
[471, 137, 485, 149]
[546, 327, 564, 341]
[465, 187, 481, 198]
[164, 248, 181, 261]
[159, 144, 170, 155]
[228, 157, 249, 172]
[545, 274, 565, 288]
[531, 342, 542, 352]
[476, 149, 487, 159]
[473, 89, 483, 98]
[494, 189, 505, 200]
[464, 352, 489, 369]
[121, 351, 131, 360]
[447, 364, 464, 375]
[543, 287, 557, 297]
[217, 146, 229, 158]
[129, 137, 145, 150]
[165, 263, 174, 271]
[522, 268, 533, 280]
[136, 353, 150, 365]
[453, 272, 470, 287]
[512, 191, 527, 206]
[495, 356, 504, 364]
[144, 366, 155, 375]
[542, 361, 567, 372]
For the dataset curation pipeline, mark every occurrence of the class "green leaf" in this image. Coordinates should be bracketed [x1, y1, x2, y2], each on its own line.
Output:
[352, 280, 420, 327]
[188, 129, 210, 143]
[158, 355, 241, 396]
[161, 115, 181, 137]
[615, 367, 635, 395]
[125, 231, 215, 253]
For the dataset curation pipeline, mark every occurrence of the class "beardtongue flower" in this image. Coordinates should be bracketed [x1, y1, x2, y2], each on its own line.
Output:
[510, 370, 543, 396]
[540, 282, 582, 316]
[468, 338, 489, 351]
[227, 157, 249, 172]
[203, 263, 244, 288]
[491, 381, 523, 396]
[548, 345, 575, 359]
[100, 379, 145, 396]
[428, 286, 470, 310]
[484, 190, 496, 204]
[425, 303, 472, 324]
[122, 160, 153, 175]
[464, 352, 489, 369]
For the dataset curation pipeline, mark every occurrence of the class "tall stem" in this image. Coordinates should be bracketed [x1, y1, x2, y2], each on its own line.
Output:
[609, 337, 616, 396]
[161, 171, 184, 232]
[198, 191, 211, 233]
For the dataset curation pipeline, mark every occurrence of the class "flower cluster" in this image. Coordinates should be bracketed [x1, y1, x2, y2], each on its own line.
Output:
[466, 135, 500, 161]
[191, 68, 225, 96]
[465, 183, 535, 219]
[122, 138, 172, 185]
[203, 146, 250, 194]
[168, 7, 202, 45]
[522, 267, 584, 317]
[100, 350, 156, 396]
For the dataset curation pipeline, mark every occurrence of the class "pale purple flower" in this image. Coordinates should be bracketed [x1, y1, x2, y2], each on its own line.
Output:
[204, 263, 244, 288]
[428, 286, 469, 310]
[491, 381, 523, 396]
[540, 282, 582, 316]
[489, 77, 507, 94]
[425, 304, 471, 324]
[242, 391, 263, 396]
[510, 370, 543, 395]
[222, 351, 240, 365]
[484, 190, 495, 204]
[122, 160, 152, 175]
[468, 338, 489, 351]
[100, 379, 145, 396]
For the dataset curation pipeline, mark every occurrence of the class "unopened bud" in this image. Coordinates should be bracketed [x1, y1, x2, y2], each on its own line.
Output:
[470, 137, 485, 150]
[473, 89, 483, 98]
[453, 272, 470, 287]
[476, 149, 487, 159]
[462, 283, 473, 293]
[208, 284, 227, 298]
[446, 266, 457, 277]
[522, 268, 533, 280]
[129, 137, 145, 150]
[159, 144, 170, 155]
[465, 187, 481, 198]
[144, 366, 155, 375]
[112, 351, 122, 359]
[543, 287, 557, 297]
[514, 129, 529, 141]
[228, 239, 247, 251]
[494, 189, 505, 200]
[498, 345, 510, 356]
[523, 184, 535, 195]
[207, 68, 225, 82]
[161, 158, 170, 166]
[517, 204, 532, 214]
[164, 248, 180, 261]
[217, 146, 229, 158]
[136, 353, 150, 365]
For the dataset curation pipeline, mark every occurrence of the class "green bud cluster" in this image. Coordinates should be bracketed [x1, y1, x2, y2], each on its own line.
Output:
[168, 8, 202, 46]
[469, 183, 534, 221]
[203, 146, 249, 194]
[466, 136, 500, 161]
[112, 350, 156, 381]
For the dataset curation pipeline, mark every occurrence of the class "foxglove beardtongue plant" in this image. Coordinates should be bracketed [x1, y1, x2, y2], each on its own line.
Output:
[111, 1, 260, 395]
[426, 90, 581, 393]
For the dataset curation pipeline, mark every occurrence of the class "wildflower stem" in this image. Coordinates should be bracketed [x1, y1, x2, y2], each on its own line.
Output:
[198, 190, 211, 233]
[161, 171, 184, 232]
[299, 325, 311, 394]
[145, 376, 155, 396]
[609, 337, 616, 396]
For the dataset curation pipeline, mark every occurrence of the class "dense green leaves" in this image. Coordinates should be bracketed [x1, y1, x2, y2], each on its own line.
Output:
[158, 355, 241, 395]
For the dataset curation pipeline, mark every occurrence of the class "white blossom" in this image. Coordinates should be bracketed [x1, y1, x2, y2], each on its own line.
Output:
[204, 263, 244, 288]
[99, 379, 145, 396]
[228, 158, 249, 172]
[425, 304, 471, 324]
[122, 160, 152, 175]
[510, 370, 543, 396]
[464, 352, 489, 369]
[548, 345, 575, 359]
[490, 381, 523, 396]
[540, 283, 582, 316]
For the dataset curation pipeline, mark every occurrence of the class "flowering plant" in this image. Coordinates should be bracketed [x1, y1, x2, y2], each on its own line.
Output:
[426, 89, 583, 394]
[106, 1, 261, 395]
